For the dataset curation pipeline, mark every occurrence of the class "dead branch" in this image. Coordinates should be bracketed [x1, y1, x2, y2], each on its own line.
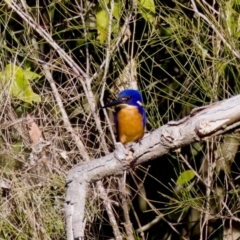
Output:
[65, 94, 240, 239]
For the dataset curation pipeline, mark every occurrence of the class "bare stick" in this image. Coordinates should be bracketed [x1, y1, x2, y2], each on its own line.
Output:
[42, 64, 90, 161]
[191, 0, 240, 59]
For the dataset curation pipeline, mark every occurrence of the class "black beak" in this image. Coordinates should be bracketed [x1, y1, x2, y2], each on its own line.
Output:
[101, 98, 124, 109]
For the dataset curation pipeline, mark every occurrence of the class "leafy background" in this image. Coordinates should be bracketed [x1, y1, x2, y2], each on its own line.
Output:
[0, 0, 240, 239]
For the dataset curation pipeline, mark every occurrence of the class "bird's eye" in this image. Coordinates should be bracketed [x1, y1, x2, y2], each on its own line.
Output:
[120, 97, 131, 102]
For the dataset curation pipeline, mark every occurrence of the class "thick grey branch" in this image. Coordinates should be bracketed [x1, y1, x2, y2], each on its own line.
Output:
[65, 94, 240, 239]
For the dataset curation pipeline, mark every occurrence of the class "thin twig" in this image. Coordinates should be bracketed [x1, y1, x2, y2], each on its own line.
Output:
[94, 2, 124, 238]
[90, 9, 133, 83]
[118, 173, 134, 240]
[42, 64, 90, 161]
[77, 0, 90, 76]
[100, 0, 119, 145]
[5, 1, 108, 153]
[4, 0, 88, 79]
[96, 181, 123, 240]
[191, 0, 240, 59]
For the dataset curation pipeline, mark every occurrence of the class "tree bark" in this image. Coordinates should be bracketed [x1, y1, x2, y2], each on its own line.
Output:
[65, 94, 240, 239]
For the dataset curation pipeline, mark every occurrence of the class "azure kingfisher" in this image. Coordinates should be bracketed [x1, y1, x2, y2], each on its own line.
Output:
[103, 89, 146, 145]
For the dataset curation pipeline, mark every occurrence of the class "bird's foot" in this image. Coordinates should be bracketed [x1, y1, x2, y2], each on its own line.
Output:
[137, 139, 142, 145]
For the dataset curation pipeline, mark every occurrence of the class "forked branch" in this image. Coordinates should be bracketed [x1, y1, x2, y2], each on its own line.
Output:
[66, 94, 240, 239]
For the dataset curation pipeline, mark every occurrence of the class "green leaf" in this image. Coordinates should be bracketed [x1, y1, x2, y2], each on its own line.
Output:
[113, 0, 122, 20]
[176, 170, 195, 185]
[31, 92, 42, 102]
[22, 68, 41, 80]
[2, 64, 41, 103]
[138, 0, 156, 23]
[96, 0, 122, 43]
[225, 1, 240, 37]
[96, 7, 109, 43]
[11, 66, 33, 103]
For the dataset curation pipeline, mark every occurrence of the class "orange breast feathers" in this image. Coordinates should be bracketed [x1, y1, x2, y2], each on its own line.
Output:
[117, 106, 145, 145]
